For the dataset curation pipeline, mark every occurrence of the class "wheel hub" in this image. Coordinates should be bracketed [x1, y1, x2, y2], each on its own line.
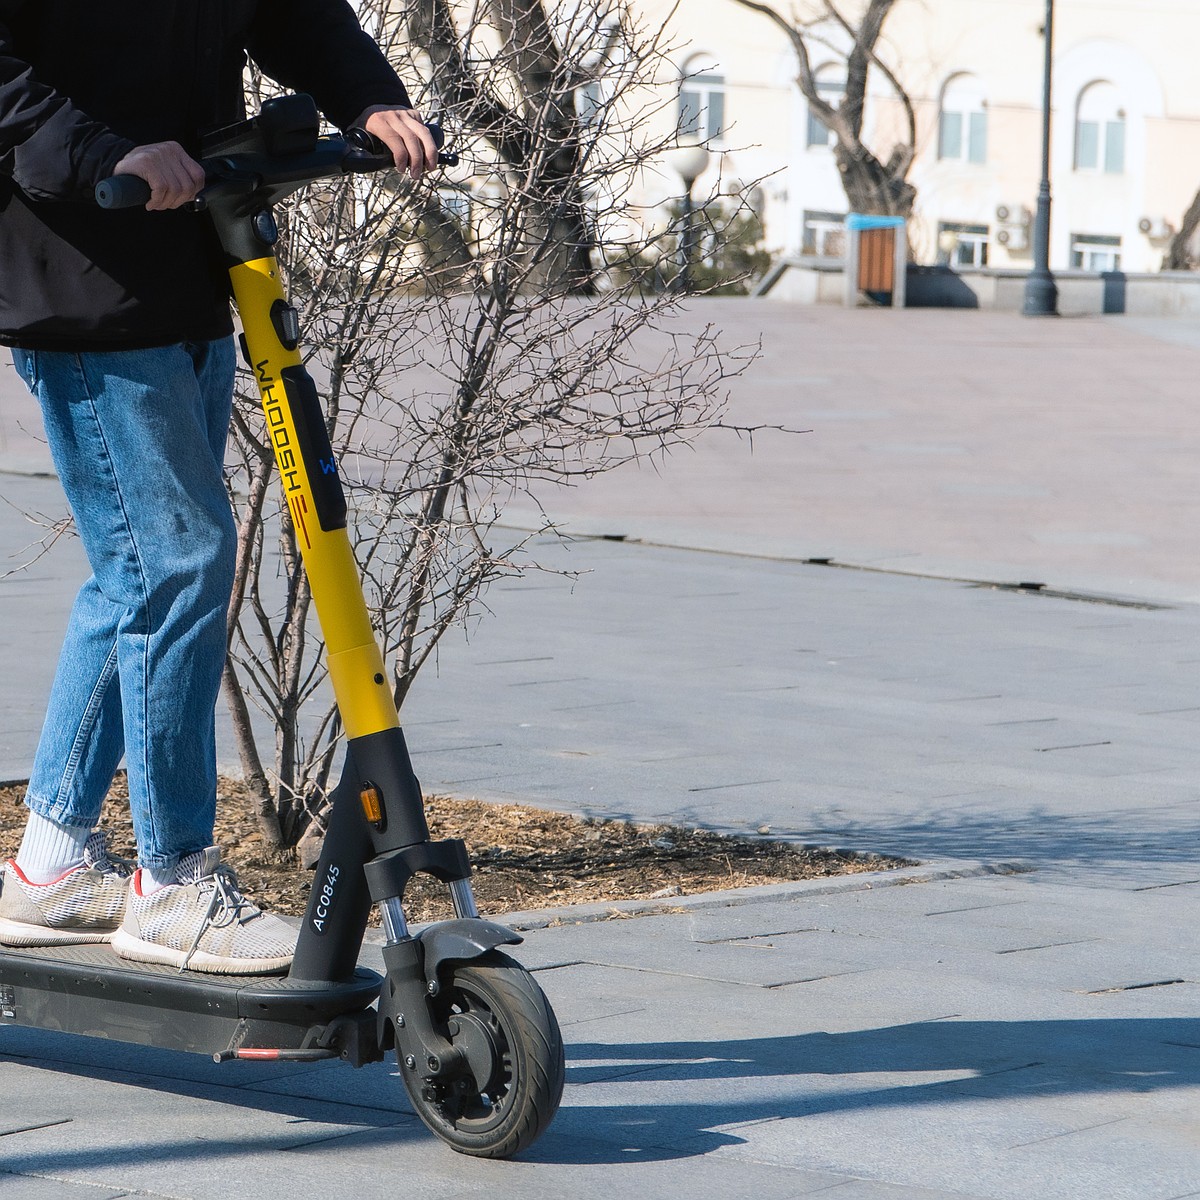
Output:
[447, 1011, 504, 1095]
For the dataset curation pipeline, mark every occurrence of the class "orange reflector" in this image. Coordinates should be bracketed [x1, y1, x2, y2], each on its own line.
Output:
[360, 784, 383, 824]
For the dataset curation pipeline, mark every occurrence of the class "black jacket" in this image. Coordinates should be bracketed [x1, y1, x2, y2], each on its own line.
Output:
[0, 0, 410, 350]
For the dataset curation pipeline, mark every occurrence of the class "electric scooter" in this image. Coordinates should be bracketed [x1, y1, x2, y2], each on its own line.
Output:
[0, 94, 564, 1160]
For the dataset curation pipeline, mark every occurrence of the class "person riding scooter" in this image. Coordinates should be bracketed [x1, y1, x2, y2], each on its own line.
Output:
[0, 1, 437, 973]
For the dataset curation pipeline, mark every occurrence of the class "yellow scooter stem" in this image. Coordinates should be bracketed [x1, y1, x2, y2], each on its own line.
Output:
[230, 255, 401, 741]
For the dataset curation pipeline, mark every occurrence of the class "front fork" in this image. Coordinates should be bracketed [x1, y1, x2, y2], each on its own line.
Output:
[216, 198, 513, 1071]
[289, 733, 519, 1078]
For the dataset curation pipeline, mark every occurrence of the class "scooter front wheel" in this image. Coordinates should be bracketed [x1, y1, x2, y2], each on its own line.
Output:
[401, 950, 564, 1157]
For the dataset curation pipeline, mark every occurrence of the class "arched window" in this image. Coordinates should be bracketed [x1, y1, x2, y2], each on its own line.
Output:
[1075, 82, 1125, 174]
[679, 54, 725, 143]
[806, 64, 845, 148]
[938, 74, 987, 164]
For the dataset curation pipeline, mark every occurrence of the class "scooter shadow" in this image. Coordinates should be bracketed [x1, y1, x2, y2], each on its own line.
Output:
[1, 1022, 740, 1164]
[0, 1023, 418, 1125]
[12, 1014, 1197, 1166]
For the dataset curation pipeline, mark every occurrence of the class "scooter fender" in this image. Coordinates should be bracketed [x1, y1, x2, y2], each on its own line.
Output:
[417, 917, 523, 993]
[377, 919, 522, 1078]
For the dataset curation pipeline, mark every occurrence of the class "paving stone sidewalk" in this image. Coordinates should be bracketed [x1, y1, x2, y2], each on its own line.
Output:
[3, 867, 1198, 1200]
[1, 307, 1199, 1199]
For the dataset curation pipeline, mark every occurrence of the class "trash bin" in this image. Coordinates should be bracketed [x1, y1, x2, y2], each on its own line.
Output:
[844, 214, 908, 308]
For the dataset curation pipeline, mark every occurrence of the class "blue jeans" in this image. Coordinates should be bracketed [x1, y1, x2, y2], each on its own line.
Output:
[12, 339, 237, 873]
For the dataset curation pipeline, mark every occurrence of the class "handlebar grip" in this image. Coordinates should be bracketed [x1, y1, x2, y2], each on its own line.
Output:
[345, 121, 458, 167]
[428, 123, 459, 167]
[95, 175, 153, 209]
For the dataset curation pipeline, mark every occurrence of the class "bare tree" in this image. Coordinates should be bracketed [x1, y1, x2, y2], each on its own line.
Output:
[222, 0, 774, 859]
[404, 0, 616, 292]
[1165, 190, 1200, 270]
[730, 0, 916, 217]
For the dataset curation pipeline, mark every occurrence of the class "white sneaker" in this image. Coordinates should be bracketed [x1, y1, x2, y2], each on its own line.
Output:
[0, 832, 132, 946]
[111, 847, 295, 975]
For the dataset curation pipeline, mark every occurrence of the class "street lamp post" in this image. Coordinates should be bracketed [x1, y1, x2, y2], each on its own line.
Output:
[1023, 0, 1059, 316]
[669, 144, 710, 294]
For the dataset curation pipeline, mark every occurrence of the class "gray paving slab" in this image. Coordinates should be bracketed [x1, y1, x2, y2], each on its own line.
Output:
[3, 307, 1200, 1197]
[7, 497, 1199, 885]
[498, 305, 1200, 607]
[0, 1178, 131, 1199]
[517, 887, 1200, 997]
[0, 875, 1197, 1197]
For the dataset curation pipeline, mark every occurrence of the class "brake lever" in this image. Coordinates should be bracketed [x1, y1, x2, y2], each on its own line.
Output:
[186, 164, 262, 213]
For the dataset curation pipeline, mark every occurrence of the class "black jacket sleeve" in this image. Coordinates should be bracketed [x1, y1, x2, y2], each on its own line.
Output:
[246, 0, 412, 130]
[0, 4, 133, 200]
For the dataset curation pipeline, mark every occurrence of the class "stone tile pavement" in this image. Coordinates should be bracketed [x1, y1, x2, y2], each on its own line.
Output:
[1, 306, 1198, 1198]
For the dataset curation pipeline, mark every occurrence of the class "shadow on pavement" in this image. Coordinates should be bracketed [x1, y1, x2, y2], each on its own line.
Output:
[799, 804, 1200, 873]
[7, 1016, 1200, 1168]
[524, 1015, 1200, 1161]
[575, 1016, 1200, 1081]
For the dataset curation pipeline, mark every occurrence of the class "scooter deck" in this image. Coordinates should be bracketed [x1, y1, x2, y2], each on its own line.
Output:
[0, 943, 382, 1058]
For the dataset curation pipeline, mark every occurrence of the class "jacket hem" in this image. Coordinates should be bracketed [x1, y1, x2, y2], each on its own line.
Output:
[0, 322, 235, 353]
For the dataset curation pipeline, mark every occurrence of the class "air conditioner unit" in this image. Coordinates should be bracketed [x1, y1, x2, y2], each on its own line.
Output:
[1138, 216, 1175, 240]
[996, 226, 1029, 251]
[995, 203, 1032, 227]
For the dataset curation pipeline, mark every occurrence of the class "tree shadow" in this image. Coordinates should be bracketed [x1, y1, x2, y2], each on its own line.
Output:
[792, 802, 1200, 877]
[524, 1015, 1200, 1163]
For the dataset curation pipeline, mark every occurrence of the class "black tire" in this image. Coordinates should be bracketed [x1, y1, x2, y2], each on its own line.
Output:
[400, 950, 565, 1158]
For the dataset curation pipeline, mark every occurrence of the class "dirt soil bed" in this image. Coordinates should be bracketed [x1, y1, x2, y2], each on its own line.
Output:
[0, 778, 909, 923]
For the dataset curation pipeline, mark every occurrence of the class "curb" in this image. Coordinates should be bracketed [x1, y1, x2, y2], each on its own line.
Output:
[356, 857, 1033, 943]
[499, 856, 1033, 931]
[491, 513, 1197, 610]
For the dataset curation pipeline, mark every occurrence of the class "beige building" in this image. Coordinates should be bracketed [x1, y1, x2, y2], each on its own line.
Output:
[635, 0, 1200, 276]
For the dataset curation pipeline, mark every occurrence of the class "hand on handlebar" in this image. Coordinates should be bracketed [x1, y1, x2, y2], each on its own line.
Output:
[97, 106, 456, 211]
[351, 105, 440, 180]
[110, 141, 206, 211]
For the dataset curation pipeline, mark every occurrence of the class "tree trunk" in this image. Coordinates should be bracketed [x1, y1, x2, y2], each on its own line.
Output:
[835, 146, 916, 218]
[730, 0, 915, 221]
[408, 0, 595, 293]
[1165, 187, 1200, 270]
[221, 659, 282, 849]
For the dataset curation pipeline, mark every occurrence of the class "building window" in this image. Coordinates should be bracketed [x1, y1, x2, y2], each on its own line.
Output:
[679, 55, 725, 143]
[1075, 82, 1125, 174]
[806, 67, 845, 149]
[938, 221, 989, 267]
[938, 75, 987, 164]
[1070, 233, 1122, 271]
[802, 209, 847, 256]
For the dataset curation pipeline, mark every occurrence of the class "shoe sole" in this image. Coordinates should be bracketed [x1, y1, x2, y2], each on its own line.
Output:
[0, 916, 116, 946]
[110, 928, 292, 975]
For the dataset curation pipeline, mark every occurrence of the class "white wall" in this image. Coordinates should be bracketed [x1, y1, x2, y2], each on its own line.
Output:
[627, 0, 1200, 275]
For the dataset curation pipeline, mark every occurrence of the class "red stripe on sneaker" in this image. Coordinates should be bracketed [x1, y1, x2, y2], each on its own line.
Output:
[6, 859, 78, 886]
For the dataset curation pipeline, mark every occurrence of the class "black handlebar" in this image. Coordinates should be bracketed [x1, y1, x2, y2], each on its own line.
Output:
[346, 121, 458, 167]
[96, 121, 456, 211]
[95, 175, 155, 210]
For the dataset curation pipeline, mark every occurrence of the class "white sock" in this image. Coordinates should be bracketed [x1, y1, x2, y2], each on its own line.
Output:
[15, 811, 92, 884]
[142, 862, 179, 893]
